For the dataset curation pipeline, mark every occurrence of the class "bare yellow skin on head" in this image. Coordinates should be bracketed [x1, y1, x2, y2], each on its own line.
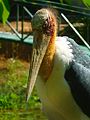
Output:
[39, 10, 57, 81]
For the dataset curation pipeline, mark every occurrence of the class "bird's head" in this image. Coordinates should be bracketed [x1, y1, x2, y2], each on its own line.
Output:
[32, 8, 56, 36]
[26, 8, 57, 101]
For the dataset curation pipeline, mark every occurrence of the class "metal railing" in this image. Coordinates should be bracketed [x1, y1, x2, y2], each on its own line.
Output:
[0, 0, 90, 47]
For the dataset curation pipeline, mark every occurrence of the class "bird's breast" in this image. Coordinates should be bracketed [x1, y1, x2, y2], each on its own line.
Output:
[36, 59, 89, 120]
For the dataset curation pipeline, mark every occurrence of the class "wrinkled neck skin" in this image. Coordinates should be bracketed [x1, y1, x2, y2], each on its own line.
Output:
[39, 30, 57, 81]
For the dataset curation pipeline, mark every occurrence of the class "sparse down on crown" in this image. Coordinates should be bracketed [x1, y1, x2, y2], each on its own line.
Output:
[32, 8, 57, 36]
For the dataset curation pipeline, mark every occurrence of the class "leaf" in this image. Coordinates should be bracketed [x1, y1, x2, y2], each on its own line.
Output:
[0, 0, 10, 24]
[59, 0, 64, 3]
[82, 0, 90, 8]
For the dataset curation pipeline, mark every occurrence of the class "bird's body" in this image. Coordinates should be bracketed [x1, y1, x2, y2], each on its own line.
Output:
[36, 36, 90, 120]
[27, 8, 90, 120]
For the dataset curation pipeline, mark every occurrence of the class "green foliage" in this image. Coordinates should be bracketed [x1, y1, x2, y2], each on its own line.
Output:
[82, 0, 90, 7]
[61, 0, 90, 8]
[0, 0, 10, 24]
[59, 0, 64, 3]
[0, 110, 47, 120]
[0, 58, 41, 110]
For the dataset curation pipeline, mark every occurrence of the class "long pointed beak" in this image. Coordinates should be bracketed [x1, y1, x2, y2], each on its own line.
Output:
[26, 31, 50, 102]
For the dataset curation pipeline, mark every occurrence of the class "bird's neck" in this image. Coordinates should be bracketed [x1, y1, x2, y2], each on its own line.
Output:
[39, 31, 57, 81]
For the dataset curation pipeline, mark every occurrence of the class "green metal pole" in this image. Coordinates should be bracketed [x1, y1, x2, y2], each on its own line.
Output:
[16, 4, 19, 32]
[21, 4, 24, 41]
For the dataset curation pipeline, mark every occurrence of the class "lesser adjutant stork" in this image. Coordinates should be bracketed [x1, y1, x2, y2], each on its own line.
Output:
[26, 8, 90, 120]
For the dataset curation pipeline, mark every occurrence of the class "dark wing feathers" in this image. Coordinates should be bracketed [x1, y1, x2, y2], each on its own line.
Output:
[65, 37, 90, 117]
[67, 37, 90, 69]
[65, 61, 90, 117]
